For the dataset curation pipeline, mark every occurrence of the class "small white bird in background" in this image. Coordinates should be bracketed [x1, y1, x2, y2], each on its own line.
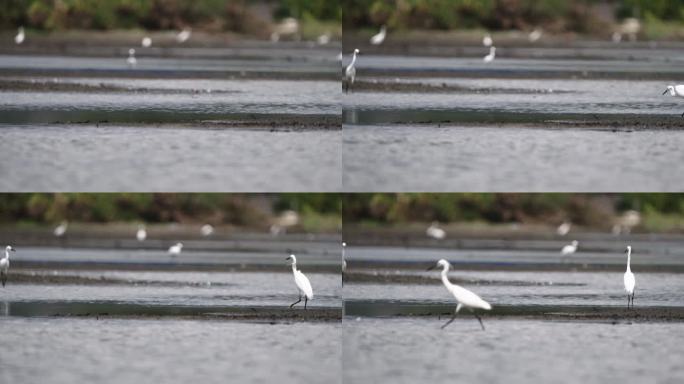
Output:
[528, 28, 542, 42]
[136, 225, 147, 242]
[127, 48, 137, 68]
[1, 245, 15, 287]
[428, 259, 492, 330]
[141, 36, 152, 47]
[168, 242, 183, 256]
[15, 26, 25, 45]
[426, 221, 446, 240]
[483, 46, 496, 63]
[342, 242, 347, 286]
[482, 34, 493, 47]
[370, 25, 386, 45]
[624, 246, 636, 308]
[561, 240, 578, 260]
[344, 48, 359, 93]
[286, 254, 313, 309]
[317, 32, 331, 45]
[176, 28, 191, 43]
[557, 221, 571, 236]
[54, 221, 68, 237]
[200, 224, 214, 237]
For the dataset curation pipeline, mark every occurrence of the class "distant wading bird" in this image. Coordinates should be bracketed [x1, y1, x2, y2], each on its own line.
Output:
[483, 46, 496, 63]
[428, 259, 491, 330]
[168, 242, 183, 256]
[15, 27, 25, 45]
[482, 34, 493, 47]
[176, 28, 191, 44]
[663, 85, 684, 116]
[557, 221, 571, 236]
[127, 48, 137, 68]
[560, 240, 578, 261]
[286, 254, 313, 309]
[624, 246, 636, 308]
[426, 221, 446, 240]
[142, 36, 152, 47]
[370, 25, 386, 45]
[54, 221, 68, 237]
[1, 246, 15, 287]
[344, 49, 359, 93]
[136, 225, 147, 242]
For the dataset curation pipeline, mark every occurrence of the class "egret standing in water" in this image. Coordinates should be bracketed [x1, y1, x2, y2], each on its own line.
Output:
[663, 85, 684, 116]
[561, 240, 578, 258]
[428, 259, 491, 330]
[136, 225, 147, 242]
[168, 242, 183, 256]
[1, 246, 15, 287]
[624, 246, 636, 308]
[54, 221, 68, 237]
[344, 49, 359, 93]
[483, 46, 496, 63]
[141, 36, 152, 47]
[370, 25, 386, 45]
[15, 27, 25, 45]
[426, 221, 446, 240]
[127, 48, 137, 68]
[286, 254, 313, 309]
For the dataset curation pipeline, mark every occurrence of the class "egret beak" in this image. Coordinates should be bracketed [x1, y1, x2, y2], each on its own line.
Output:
[10, 247, 15, 252]
[426, 265, 436, 271]
[624, 248, 629, 253]
[663, 89, 669, 95]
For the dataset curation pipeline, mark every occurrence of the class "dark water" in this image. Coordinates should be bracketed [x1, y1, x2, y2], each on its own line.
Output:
[1, 317, 341, 384]
[343, 317, 684, 384]
[0, 125, 341, 191]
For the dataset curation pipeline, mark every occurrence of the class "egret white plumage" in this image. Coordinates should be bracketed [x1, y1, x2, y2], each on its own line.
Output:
[1, 245, 15, 287]
[15, 27, 25, 45]
[317, 33, 331, 45]
[176, 28, 191, 43]
[370, 25, 386, 45]
[344, 49, 359, 93]
[662, 85, 684, 116]
[483, 46, 496, 63]
[342, 242, 347, 286]
[136, 225, 147, 242]
[168, 242, 183, 256]
[528, 28, 542, 42]
[482, 34, 493, 47]
[54, 221, 68, 237]
[557, 221, 571, 236]
[561, 240, 578, 256]
[141, 36, 152, 47]
[286, 254, 313, 309]
[426, 221, 446, 240]
[624, 246, 636, 308]
[427, 259, 491, 330]
[127, 48, 137, 68]
[200, 224, 214, 237]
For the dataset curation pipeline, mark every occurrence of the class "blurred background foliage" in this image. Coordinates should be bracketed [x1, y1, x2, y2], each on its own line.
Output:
[344, 0, 684, 36]
[344, 194, 684, 232]
[0, 0, 341, 32]
[0, 193, 341, 227]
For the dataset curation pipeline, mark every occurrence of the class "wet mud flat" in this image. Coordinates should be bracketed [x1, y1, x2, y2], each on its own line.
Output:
[345, 301, 684, 322]
[343, 271, 587, 286]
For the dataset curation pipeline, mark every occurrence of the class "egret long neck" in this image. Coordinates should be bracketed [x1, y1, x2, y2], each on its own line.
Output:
[440, 266, 452, 289]
[350, 52, 357, 66]
[291, 263, 297, 273]
[3, 250, 8, 260]
[626, 249, 631, 272]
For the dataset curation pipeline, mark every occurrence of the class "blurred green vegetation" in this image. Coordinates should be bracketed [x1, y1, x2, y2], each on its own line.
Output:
[0, 194, 341, 227]
[344, 194, 684, 232]
[345, 0, 684, 35]
[0, 0, 340, 32]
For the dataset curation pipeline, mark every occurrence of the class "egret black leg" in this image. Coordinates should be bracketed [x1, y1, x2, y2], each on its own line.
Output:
[627, 294, 630, 308]
[304, 296, 308, 310]
[441, 314, 456, 329]
[1, 274, 5, 287]
[680, 111, 684, 118]
[631, 292, 635, 308]
[290, 294, 302, 308]
[474, 314, 485, 331]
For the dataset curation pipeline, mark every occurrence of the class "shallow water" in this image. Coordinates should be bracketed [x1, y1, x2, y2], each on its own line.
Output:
[0, 317, 341, 384]
[343, 317, 684, 384]
[0, 125, 341, 191]
[343, 125, 684, 191]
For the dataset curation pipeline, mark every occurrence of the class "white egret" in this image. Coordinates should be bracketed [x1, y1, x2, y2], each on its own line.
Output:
[168, 242, 183, 256]
[483, 46, 496, 63]
[342, 242, 347, 286]
[427, 259, 491, 330]
[662, 85, 684, 116]
[426, 221, 446, 240]
[286, 254, 313, 309]
[624, 246, 636, 308]
[176, 28, 191, 43]
[127, 48, 137, 68]
[15, 27, 25, 45]
[200, 224, 214, 237]
[528, 28, 542, 42]
[136, 225, 147, 242]
[317, 33, 331, 45]
[482, 34, 492, 47]
[344, 49, 359, 93]
[54, 221, 68, 237]
[557, 221, 571, 236]
[561, 240, 578, 256]
[142, 36, 152, 47]
[1, 246, 15, 287]
[370, 25, 386, 45]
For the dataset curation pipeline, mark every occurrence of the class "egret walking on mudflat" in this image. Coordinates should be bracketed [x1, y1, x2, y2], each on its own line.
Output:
[136, 225, 147, 242]
[663, 85, 684, 116]
[624, 246, 636, 308]
[561, 240, 578, 258]
[344, 49, 359, 93]
[427, 259, 492, 330]
[483, 46, 496, 63]
[1, 246, 15, 287]
[54, 221, 68, 237]
[168, 242, 183, 256]
[15, 27, 25, 45]
[286, 254, 313, 309]
[370, 25, 386, 45]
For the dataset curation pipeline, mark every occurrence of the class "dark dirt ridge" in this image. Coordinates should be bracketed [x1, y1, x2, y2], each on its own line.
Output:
[343, 271, 585, 286]
[344, 79, 572, 94]
[0, 78, 237, 94]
